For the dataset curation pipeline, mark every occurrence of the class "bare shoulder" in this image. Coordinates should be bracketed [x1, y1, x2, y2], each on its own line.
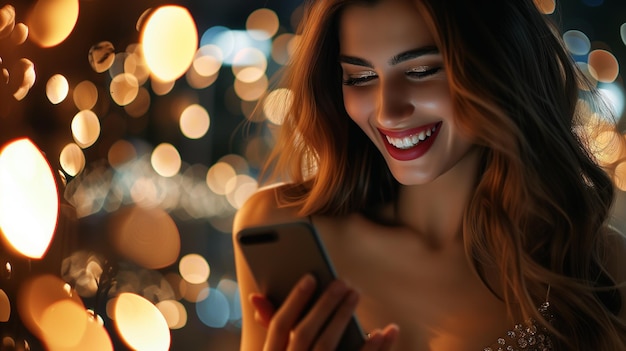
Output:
[232, 183, 304, 236]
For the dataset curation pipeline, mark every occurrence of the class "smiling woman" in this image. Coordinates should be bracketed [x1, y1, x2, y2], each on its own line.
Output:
[232, 0, 626, 350]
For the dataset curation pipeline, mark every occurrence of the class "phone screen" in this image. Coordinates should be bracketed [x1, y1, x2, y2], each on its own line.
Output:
[236, 221, 366, 350]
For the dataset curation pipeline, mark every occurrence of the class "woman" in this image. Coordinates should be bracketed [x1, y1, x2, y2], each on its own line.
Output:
[233, 0, 626, 349]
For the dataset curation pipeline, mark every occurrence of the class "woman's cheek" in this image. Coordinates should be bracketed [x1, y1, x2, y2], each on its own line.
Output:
[342, 90, 374, 124]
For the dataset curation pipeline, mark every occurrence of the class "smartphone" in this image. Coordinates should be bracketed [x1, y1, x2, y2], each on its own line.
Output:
[236, 221, 366, 350]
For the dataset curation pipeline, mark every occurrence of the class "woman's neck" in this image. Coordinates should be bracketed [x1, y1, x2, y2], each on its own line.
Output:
[396, 146, 483, 249]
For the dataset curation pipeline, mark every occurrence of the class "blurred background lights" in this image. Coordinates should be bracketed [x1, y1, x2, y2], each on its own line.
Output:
[17, 275, 85, 347]
[71, 110, 101, 148]
[563, 30, 591, 56]
[46, 74, 69, 104]
[194, 44, 224, 77]
[598, 82, 625, 117]
[179, 253, 210, 284]
[59, 143, 86, 177]
[156, 299, 188, 330]
[141, 5, 198, 82]
[109, 205, 181, 269]
[533, 0, 556, 14]
[180, 104, 210, 139]
[88, 41, 115, 73]
[206, 161, 237, 195]
[196, 288, 229, 328]
[246, 8, 280, 41]
[113, 292, 171, 351]
[621, 23, 626, 46]
[25, 0, 79, 48]
[0, 289, 9, 322]
[588, 49, 620, 83]
[73, 80, 98, 110]
[202, 28, 271, 65]
[110, 73, 139, 106]
[151, 143, 182, 177]
[232, 47, 268, 83]
[0, 139, 58, 259]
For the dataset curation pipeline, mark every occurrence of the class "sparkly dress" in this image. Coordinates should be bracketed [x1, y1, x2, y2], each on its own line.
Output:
[483, 302, 554, 351]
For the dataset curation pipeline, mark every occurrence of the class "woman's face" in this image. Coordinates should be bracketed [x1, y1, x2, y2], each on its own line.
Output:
[339, 0, 476, 185]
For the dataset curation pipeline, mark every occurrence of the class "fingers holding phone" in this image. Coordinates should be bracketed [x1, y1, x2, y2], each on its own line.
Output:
[250, 274, 398, 351]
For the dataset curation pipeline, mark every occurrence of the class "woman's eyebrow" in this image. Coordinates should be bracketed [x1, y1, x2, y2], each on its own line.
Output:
[338, 45, 439, 68]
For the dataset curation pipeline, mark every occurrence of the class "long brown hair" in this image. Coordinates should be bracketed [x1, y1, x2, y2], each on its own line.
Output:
[261, 0, 626, 348]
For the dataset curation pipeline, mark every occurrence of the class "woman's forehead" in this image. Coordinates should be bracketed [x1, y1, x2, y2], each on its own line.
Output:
[338, 0, 434, 57]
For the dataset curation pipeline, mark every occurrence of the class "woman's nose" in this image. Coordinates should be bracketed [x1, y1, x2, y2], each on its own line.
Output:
[376, 79, 415, 127]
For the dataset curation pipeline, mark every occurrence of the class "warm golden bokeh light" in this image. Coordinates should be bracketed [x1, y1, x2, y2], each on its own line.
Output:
[533, 0, 556, 15]
[26, 0, 79, 48]
[179, 253, 210, 284]
[156, 299, 188, 330]
[113, 292, 171, 351]
[234, 74, 268, 101]
[232, 47, 267, 83]
[181, 280, 209, 303]
[0, 289, 9, 322]
[588, 49, 620, 83]
[151, 77, 175, 96]
[0, 139, 58, 259]
[206, 162, 237, 195]
[88, 41, 115, 73]
[73, 80, 98, 111]
[110, 73, 140, 106]
[271, 33, 295, 65]
[225, 174, 257, 209]
[60, 143, 86, 177]
[71, 110, 101, 148]
[17, 275, 86, 346]
[141, 5, 198, 82]
[151, 143, 182, 177]
[193, 45, 223, 77]
[46, 74, 69, 104]
[180, 104, 210, 139]
[124, 86, 151, 118]
[12, 58, 36, 101]
[246, 8, 280, 41]
[109, 205, 181, 269]
[108, 139, 137, 169]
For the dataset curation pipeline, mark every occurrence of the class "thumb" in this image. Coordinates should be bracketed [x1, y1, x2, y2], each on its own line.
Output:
[249, 293, 275, 328]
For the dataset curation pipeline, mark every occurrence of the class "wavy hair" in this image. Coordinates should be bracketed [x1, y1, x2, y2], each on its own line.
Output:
[261, 0, 626, 348]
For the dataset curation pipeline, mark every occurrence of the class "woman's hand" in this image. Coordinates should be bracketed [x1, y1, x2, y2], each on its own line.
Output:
[249, 274, 399, 351]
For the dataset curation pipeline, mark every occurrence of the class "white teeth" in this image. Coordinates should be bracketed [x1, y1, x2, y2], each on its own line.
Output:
[385, 126, 437, 149]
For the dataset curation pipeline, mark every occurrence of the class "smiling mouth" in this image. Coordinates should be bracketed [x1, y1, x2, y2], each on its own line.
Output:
[385, 124, 438, 149]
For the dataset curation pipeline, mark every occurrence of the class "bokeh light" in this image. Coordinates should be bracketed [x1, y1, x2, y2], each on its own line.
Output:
[113, 292, 171, 351]
[109, 205, 181, 269]
[151, 143, 182, 177]
[588, 49, 620, 83]
[246, 8, 280, 41]
[179, 253, 210, 284]
[46, 74, 69, 104]
[180, 104, 210, 139]
[71, 110, 101, 148]
[59, 143, 86, 177]
[141, 5, 198, 82]
[0, 139, 58, 259]
[26, 0, 79, 47]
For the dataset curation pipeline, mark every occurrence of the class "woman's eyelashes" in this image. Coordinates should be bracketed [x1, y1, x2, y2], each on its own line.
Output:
[342, 66, 442, 86]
